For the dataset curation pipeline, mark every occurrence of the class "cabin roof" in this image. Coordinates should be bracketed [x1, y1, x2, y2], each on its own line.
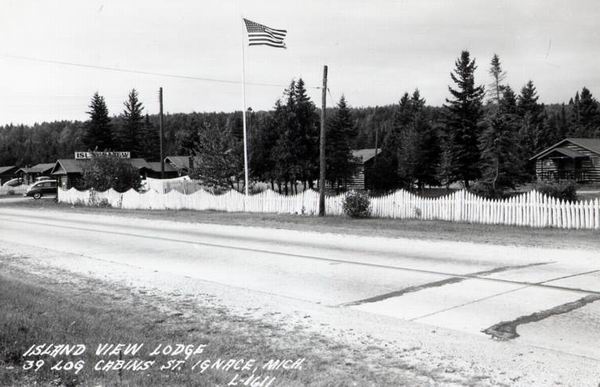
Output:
[0, 165, 18, 175]
[352, 148, 381, 163]
[530, 138, 600, 160]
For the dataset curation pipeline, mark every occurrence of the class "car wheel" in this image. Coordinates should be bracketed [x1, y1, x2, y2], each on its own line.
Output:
[33, 192, 42, 200]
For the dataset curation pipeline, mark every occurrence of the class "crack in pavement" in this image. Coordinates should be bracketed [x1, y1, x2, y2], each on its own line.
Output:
[482, 294, 600, 340]
[341, 262, 553, 307]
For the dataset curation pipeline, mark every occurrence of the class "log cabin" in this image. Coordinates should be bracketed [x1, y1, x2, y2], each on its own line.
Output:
[530, 138, 600, 183]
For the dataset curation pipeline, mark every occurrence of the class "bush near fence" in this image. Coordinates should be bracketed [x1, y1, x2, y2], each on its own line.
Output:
[0, 184, 29, 196]
[57, 187, 600, 230]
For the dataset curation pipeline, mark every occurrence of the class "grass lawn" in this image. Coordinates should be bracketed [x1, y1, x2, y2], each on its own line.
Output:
[0, 260, 435, 387]
[2, 198, 599, 250]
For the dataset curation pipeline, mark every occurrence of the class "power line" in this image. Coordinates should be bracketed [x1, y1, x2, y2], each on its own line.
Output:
[0, 53, 320, 89]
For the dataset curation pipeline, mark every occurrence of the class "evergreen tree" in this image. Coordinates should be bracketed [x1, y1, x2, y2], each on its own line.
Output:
[326, 96, 358, 191]
[368, 93, 412, 191]
[499, 85, 518, 115]
[397, 90, 440, 189]
[543, 104, 569, 146]
[568, 91, 581, 136]
[442, 51, 485, 188]
[136, 114, 160, 161]
[488, 54, 507, 105]
[83, 92, 113, 150]
[250, 101, 284, 189]
[516, 81, 545, 176]
[294, 79, 320, 187]
[116, 89, 144, 156]
[576, 87, 600, 137]
[517, 81, 542, 114]
[479, 87, 524, 193]
[272, 81, 299, 194]
[270, 79, 319, 193]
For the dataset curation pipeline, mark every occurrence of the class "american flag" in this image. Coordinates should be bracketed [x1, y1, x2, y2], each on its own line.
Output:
[243, 18, 287, 49]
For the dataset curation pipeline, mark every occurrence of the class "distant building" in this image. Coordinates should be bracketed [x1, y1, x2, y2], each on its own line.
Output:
[164, 156, 200, 176]
[50, 159, 88, 189]
[51, 158, 155, 189]
[530, 138, 600, 183]
[142, 162, 178, 179]
[0, 165, 19, 185]
[18, 163, 55, 184]
[346, 148, 381, 190]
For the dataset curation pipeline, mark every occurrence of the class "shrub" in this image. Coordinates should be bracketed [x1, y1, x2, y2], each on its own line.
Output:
[6, 189, 15, 196]
[95, 198, 111, 208]
[72, 199, 86, 207]
[343, 191, 371, 218]
[534, 181, 578, 202]
[80, 154, 142, 193]
[468, 181, 507, 199]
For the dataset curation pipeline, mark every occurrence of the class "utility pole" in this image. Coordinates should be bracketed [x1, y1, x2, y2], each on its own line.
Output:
[159, 87, 164, 179]
[319, 65, 328, 217]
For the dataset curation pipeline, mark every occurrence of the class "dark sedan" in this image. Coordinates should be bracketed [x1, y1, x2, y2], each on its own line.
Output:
[25, 180, 58, 199]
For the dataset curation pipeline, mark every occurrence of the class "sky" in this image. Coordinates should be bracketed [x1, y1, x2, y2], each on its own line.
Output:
[0, 0, 599, 125]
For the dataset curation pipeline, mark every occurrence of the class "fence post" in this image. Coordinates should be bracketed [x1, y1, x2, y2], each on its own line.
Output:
[595, 198, 600, 230]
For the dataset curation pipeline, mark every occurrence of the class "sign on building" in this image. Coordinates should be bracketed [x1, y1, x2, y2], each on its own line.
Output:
[74, 151, 131, 160]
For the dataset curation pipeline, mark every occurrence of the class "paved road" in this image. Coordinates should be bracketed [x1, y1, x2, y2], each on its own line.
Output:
[1, 206, 599, 384]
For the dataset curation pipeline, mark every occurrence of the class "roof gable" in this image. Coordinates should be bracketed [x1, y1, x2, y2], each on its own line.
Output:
[28, 163, 56, 174]
[51, 159, 89, 175]
[352, 148, 381, 163]
[530, 138, 600, 160]
[0, 166, 18, 175]
[165, 156, 192, 170]
[128, 158, 152, 170]
[567, 138, 600, 154]
[146, 162, 177, 173]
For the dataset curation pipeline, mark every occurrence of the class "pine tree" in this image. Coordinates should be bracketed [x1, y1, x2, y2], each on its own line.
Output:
[577, 87, 600, 137]
[442, 51, 485, 188]
[294, 79, 320, 188]
[516, 81, 545, 177]
[272, 81, 298, 194]
[397, 90, 440, 189]
[83, 92, 113, 151]
[517, 81, 544, 117]
[479, 86, 523, 193]
[136, 114, 160, 161]
[488, 54, 507, 105]
[250, 101, 284, 189]
[270, 78, 319, 193]
[326, 96, 357, 191]
[116, 89, 144, 156]
[499, 85, 518, 115]
[369, 93, 412, 190]
[570, 91, 581, 130]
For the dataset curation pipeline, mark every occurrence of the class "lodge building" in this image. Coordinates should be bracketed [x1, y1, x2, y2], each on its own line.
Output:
[530, 138, 600, 183]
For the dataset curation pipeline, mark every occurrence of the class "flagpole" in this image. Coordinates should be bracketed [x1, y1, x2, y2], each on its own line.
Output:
[241, 18, 250, 197]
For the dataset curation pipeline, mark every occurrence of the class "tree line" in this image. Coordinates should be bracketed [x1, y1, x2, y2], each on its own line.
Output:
[1, 50, 599, 195]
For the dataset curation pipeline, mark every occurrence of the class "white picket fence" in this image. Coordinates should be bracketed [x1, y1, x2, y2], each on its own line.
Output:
[57, 187, 600, 230]
[0, 184, 29, 195]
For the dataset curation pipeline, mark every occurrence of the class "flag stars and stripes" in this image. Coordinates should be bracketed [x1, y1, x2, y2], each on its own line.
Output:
[243, 18, 287, 49]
